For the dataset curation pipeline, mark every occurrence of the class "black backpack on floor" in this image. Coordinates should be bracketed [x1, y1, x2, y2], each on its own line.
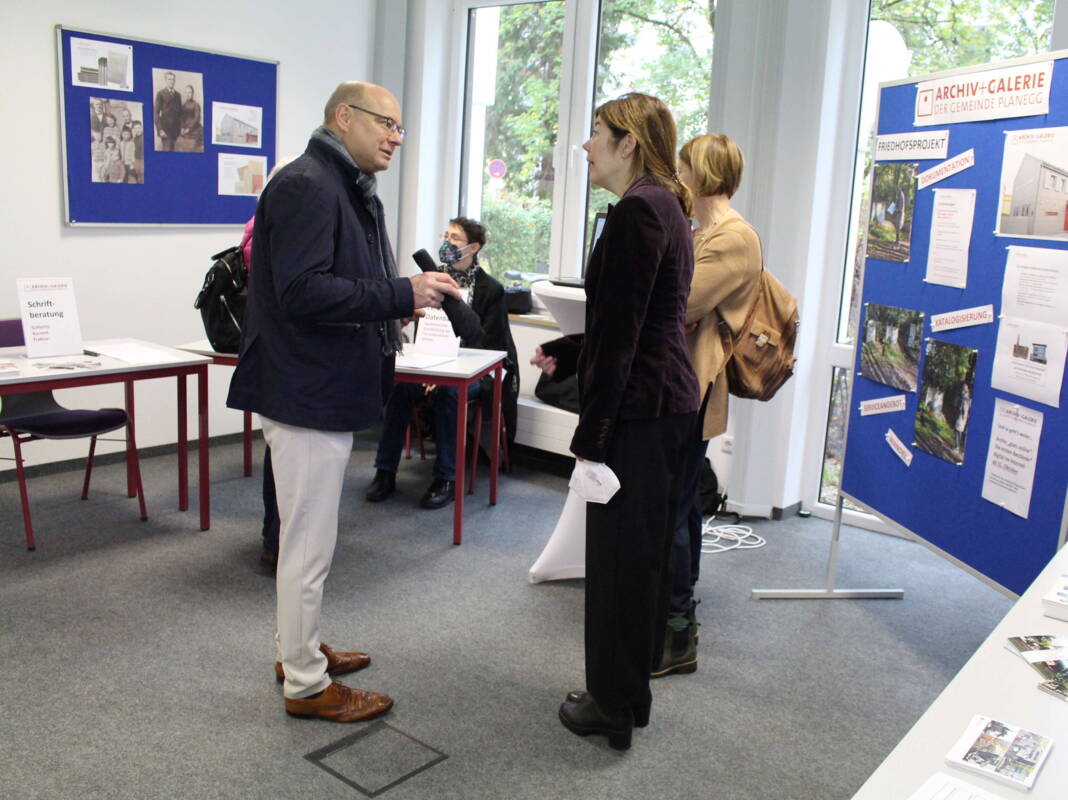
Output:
[699, 457, 727, 517]
[194, 246, 247, 353]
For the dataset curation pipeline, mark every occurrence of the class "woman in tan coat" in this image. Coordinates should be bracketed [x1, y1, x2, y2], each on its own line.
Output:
[653, 133, 763, 678]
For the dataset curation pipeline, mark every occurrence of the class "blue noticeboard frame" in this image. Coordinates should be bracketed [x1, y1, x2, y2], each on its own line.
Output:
[841, 51, 1068, 597]
[57, 26, 277, 226]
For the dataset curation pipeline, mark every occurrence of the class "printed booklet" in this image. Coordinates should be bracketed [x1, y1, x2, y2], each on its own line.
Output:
[1031, 659, 1068, 702]
[945, 715, 1052, 790]
[1042, 575, 1068, 623]
[1006, 634, 1068, 663]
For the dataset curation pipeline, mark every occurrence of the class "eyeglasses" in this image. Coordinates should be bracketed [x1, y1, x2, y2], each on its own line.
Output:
[443, 230, 469, 245]
[347, 104, 406, 139]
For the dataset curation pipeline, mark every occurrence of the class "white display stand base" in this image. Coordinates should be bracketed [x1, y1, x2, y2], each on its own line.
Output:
[528, 489, 585, 583]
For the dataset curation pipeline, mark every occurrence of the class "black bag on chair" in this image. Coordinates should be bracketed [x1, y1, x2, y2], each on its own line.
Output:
[194, 246, 247, 353]
[504, 287, 532, 315]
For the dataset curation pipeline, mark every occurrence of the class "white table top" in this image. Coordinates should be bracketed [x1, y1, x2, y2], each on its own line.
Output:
[853, 543, 1068, 798]
[175, 340, 506, 381]
[394, 348, 507, 380]
[175, 339, 233, 358]
[0, 338, 211, 387]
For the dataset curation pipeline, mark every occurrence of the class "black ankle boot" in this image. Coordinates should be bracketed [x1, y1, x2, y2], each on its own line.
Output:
[559, 690, 634, 750]
[650, 616, 698, 679]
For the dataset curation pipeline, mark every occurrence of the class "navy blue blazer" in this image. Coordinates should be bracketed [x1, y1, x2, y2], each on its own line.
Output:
[570, 176, 700, 462]
[227, 137, 414, 432]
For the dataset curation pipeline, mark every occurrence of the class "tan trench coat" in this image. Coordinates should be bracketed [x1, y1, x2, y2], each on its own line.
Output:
[684, 208, 763, 440]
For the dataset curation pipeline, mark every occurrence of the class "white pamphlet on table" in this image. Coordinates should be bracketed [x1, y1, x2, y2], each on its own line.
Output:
[396, 308, 459, 370]
[83, 341, 183, 364]
[16, 277, 83, 358]
[906, 771, 1008, 800]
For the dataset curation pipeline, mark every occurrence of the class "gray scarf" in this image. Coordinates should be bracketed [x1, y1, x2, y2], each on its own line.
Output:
[311, 126, 403, 356]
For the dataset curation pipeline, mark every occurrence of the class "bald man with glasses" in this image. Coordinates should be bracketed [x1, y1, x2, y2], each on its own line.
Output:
[228, 81, 460, 722]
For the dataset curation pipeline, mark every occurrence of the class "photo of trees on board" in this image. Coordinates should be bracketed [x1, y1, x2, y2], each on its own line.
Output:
[914, 339, 978, 465]
[861, 303, 924, 392]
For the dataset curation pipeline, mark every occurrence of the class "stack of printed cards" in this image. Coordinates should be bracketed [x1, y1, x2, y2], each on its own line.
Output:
[1042, 575, 1068, 623]
[1006, 635, 1068, 702]
[945, 715, 1053, 790]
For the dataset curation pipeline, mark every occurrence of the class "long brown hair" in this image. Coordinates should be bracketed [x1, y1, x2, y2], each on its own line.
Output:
[595, 92, 692, 216]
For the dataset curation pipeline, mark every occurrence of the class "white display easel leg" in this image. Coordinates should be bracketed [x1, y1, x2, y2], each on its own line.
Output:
[751, 496, 904, 600]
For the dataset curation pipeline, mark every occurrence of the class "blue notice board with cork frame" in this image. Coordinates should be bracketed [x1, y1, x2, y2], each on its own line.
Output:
[56, 25, 277, 226]
[840, 50, 1068, 597]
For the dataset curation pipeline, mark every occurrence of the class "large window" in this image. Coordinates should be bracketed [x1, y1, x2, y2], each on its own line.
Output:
[460, 2, 564, 285]
[816, 0, 1055, 512]
[458, 0, 714, 288]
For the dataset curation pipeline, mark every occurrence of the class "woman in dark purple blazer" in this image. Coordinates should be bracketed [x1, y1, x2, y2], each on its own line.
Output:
[558, 93, 700, 750]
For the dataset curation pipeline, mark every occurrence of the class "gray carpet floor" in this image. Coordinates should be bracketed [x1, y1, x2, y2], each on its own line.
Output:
[0, 431, 1013, 799]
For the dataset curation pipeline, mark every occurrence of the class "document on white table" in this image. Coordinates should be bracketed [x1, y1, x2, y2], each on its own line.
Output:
[83, 342, 184, 364]
[906, 771, 1008, 800]
[395, 352, 455, 370]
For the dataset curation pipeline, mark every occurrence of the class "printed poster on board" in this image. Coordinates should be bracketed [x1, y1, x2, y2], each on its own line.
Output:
[913, 339, 977, 465]
[997, 127, 1068, 241]
[861, 303, 924, 392]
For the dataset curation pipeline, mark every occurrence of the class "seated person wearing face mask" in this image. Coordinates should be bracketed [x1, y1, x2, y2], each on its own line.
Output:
[366, 216, 518, 509]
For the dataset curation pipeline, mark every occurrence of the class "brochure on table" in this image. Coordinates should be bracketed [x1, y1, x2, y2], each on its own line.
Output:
[841, 50, 1068, 596]
[15, 277, 83, 358]
[395, 309, 459, 370]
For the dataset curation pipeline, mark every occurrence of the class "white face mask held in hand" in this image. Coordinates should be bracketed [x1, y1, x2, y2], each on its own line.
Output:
[569, 460, 620, 504]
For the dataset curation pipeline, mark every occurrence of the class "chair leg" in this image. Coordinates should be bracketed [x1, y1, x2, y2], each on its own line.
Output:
[8, 431, 36, 551]
[82, 436, 97, 500]
[127, 423, 148, 521]
[468, 404, 483, 495]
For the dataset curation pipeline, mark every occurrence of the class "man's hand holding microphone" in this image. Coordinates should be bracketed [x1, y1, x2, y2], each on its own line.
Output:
[409, 271, 461, 314]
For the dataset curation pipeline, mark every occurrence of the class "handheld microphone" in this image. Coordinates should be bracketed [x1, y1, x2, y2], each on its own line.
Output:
[412, 249, 438, 272]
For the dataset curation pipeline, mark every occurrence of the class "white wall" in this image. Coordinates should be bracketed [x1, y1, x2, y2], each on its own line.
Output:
[1, 0, 378, 471]
[708, 0, 867, 516]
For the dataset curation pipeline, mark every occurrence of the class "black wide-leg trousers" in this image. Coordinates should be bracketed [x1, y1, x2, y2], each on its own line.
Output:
[584, 411, 696, 717]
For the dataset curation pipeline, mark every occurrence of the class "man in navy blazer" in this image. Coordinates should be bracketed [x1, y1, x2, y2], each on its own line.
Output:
[227, 81, 459, 723]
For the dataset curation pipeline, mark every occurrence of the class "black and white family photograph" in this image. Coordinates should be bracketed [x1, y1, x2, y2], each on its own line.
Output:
[89, 97, 144, 184]
[152, 68, 204, 153]
[913, 338, 977, 465]
[861, 302, 924, 392]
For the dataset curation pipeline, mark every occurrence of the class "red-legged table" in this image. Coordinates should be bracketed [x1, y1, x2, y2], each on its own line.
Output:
[176, 340, 252, 476]
[394, 348, 507, 545]
[0, 339, 212, 530]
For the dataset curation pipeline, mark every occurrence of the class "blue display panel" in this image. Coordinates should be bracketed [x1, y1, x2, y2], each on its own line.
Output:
[842, 54, 1068, 596]
[58, 26, 277, 225]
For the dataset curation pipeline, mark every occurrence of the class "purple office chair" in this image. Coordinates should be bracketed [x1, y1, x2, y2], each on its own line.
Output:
[0, 319, 146, 550]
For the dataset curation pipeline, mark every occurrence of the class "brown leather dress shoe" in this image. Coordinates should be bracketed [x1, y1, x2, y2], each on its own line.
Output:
[284, 681, 393, 722]
[275, 642, 371, 683]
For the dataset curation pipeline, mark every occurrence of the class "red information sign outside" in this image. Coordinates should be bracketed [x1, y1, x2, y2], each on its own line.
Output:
[487, 159, 507, 179]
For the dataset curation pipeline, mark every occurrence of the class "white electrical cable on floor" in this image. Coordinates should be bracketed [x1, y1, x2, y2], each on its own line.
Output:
[700, 516, 765, 554]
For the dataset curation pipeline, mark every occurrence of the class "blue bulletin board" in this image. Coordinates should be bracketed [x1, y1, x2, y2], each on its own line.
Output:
[842, 51, 1068, 596]
[56, 26, 277, 225]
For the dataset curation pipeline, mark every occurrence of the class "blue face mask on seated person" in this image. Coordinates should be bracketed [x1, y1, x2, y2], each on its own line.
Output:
[439, 240, 472, 266]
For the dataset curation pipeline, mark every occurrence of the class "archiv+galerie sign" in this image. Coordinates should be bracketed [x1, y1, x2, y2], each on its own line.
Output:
[914, 61, 1052, 126]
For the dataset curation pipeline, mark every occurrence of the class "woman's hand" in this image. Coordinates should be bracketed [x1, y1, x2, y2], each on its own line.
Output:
[530, 346, 558, 377]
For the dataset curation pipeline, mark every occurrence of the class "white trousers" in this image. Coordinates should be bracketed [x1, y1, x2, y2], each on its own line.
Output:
[261, 416, 353, 698]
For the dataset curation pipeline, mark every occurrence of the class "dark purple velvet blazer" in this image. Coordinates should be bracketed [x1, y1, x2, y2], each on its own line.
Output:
[570, 176, 700, 462]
